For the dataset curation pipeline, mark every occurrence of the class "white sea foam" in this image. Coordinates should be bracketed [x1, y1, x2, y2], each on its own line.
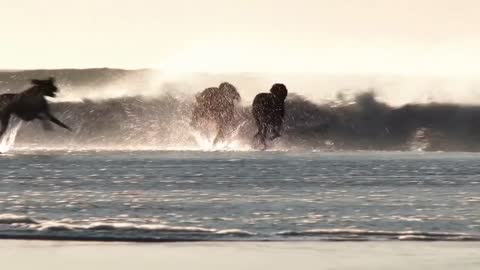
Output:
[276, 228, 476, 239]
[0, 214, 37, 224]
[31, 221, 216, 233]
[216, 229, 256, 236]
[7, 217, 256, 237]
[0, 215, 478, 241]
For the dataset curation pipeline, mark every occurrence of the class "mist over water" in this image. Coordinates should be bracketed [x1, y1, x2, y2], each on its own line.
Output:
[2, 69, 480, 152]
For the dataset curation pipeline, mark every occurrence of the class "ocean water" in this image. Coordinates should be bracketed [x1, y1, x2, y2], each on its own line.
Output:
[0, 150, 479, 242]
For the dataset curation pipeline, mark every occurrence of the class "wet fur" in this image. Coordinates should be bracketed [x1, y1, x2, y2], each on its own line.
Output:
[0, 78, 71, 138]
[252, 83, 288, 149]
[190, 82, 241, 144]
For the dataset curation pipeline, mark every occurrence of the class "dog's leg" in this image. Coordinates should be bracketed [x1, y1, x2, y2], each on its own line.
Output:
[254, 123, 267, 150]
[37, 114, 53, 131]
[213, 125, 226, 145]
[46, 112, 72, 131]
[42, 120, 54, 131]
[0, 114, 10, 138]
[269, 123, 282, 140]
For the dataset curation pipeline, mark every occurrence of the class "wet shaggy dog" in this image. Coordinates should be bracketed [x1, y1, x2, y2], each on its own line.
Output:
[0, 77, 71, 138]
[252, 83, 288, 149]
[190, 82, 241, 145]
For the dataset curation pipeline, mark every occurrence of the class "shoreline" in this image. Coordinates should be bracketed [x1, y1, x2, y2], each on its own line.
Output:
[1, 236, 480, 242]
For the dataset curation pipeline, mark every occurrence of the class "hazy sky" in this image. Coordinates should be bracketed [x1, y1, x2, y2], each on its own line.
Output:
[2, 0, 480, 76]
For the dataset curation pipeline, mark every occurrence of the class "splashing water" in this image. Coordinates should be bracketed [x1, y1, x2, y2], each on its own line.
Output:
[190, 120, 252, 151]
[0, 120, 22, 153]
[190, 130, 214, 150]
[408, 128, 431, 152]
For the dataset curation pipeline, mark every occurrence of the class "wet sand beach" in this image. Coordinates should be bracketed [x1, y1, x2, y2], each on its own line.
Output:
[2, 240, 480, 270]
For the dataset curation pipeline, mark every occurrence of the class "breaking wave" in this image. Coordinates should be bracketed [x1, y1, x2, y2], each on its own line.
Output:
[3, 69, 480, 152]
[7, 91, 480, 152]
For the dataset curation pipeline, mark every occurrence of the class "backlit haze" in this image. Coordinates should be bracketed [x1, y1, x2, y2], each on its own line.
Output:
[1, 0, 480, 104]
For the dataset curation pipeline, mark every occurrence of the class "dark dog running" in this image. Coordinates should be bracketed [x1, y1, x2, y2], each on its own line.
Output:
[0, 77, 71, 138]
[252, 83, 288, 149]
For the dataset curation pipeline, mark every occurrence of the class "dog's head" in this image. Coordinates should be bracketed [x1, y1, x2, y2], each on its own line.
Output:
[219, 82, 241, 102]
[31, 77, 58, 97]
[270, 83, 288, 101]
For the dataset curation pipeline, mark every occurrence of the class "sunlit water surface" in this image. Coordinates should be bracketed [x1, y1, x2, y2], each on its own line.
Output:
[0, 150, 479, 241]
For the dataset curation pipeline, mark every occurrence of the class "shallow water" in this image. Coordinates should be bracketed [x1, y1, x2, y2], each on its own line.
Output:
[0, 150, 479, 241]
